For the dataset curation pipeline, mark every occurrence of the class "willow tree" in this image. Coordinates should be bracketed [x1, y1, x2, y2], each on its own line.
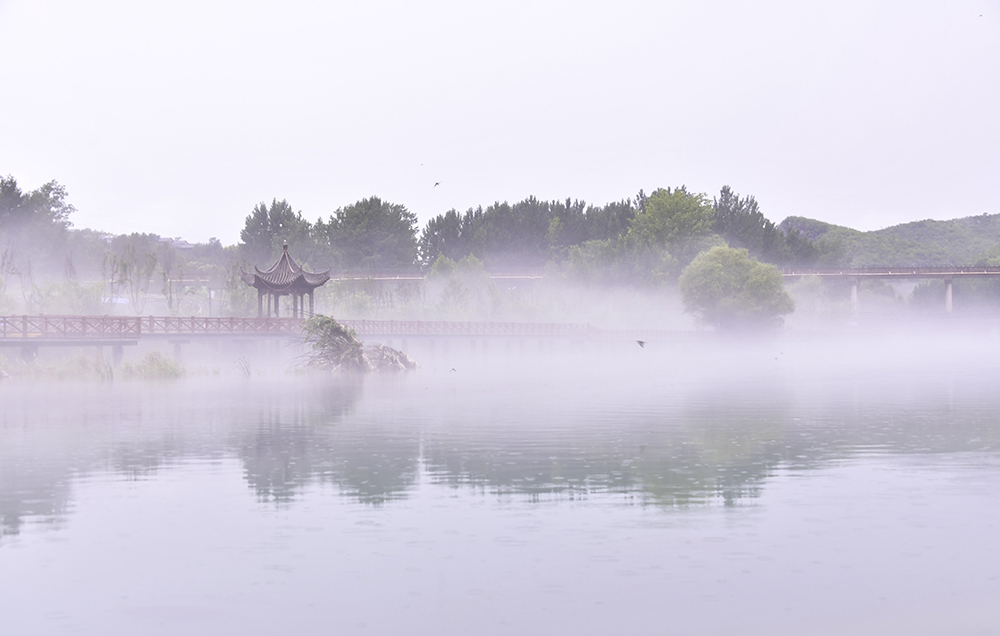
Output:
[679, 246, 794, 330]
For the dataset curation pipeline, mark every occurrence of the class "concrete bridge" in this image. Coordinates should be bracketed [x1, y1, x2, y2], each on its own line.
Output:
[781, 267, 1000, 312]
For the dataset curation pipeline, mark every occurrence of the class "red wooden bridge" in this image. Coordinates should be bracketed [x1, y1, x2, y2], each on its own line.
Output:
[0, 315, 663, 345]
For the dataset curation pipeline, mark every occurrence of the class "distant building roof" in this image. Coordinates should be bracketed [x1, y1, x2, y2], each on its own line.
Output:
[241, 244, 330, 294]
[158, 236, 194, 249]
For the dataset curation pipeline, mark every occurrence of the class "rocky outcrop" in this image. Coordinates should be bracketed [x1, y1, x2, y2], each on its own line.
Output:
[301, 315, 417, 372]
[363, 344, 418, 371]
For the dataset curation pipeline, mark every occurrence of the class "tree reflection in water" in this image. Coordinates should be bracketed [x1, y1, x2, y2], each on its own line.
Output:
[3, 344, 1000, 537]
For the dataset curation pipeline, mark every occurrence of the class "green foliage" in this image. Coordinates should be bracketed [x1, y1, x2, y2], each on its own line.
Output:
[564, 239, 624, 284]
[563, 188, 724, 286]
[37, 280, 104, 314]
[0, 176, 78, 309]
[565, 237, 683, 286]
[712, 186, 823, 267]
[0, 175, 74, 234]
[239, 199, 312, 267]
[300, 315, 369, 371]
[318, 197, 418, 269]
[426, 254, 492, 317]
[220, 258, 257, 317]
[627, 187, 714, 251]
[417, 196, 636, 268]
[105, 236, 158, 314]
[427, 253, 458, 278]
[779, 213, 1000, 267]
[419, 209, 465, 264]
[679, 246, 795, 330]
[120, 351, 185, 379]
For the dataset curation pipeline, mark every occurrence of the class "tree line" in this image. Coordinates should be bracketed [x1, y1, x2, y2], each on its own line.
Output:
[0, 173, 837, 326]
[236, 185, 840, 276]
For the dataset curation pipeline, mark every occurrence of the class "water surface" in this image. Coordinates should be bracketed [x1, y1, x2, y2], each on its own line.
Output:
[2, 335, 1000, 635]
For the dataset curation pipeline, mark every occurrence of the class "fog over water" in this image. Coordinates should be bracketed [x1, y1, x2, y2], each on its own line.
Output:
[4, 0, 999, 631]
[2, 331, 1000, 635]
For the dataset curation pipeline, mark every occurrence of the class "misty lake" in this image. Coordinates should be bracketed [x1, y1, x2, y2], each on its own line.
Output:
[3, 333, 1000, 636]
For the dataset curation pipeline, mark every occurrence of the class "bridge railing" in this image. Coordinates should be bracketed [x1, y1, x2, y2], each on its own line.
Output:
[327, 268, 545, 281]
[337, 319, 597, 337]
[782, 266, 1000, 277]
[0, 315, 142, 339]
[1, 315, 673, 341]
[142, 316, 304, 335]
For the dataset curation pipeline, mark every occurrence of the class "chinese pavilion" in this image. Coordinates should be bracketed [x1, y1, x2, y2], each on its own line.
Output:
[241, 244, 331, 318]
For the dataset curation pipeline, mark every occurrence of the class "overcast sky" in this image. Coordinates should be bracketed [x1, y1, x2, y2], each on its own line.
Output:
[2, 0, 998, 245]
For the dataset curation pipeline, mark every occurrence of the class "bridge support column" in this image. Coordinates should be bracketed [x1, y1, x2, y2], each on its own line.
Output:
[850, 278, 859, 314]
[112, 344, 124, 367]
[945, 279, 953, 313]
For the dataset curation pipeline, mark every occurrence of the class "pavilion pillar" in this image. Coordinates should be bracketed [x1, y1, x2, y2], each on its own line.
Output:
[257, 290, 264, 318]
[274, 293, 280, 318]
[945, 279, 953, 313]
[309, 292, 314, 316]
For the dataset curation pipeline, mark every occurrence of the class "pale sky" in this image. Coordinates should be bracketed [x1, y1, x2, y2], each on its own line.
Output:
[1, 0, 998, 245]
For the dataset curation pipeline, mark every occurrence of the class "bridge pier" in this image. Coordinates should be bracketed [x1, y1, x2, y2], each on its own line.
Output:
[945, 279, 953, 313]
[20, 345, 38, 362]
[850, 278, 859, 314]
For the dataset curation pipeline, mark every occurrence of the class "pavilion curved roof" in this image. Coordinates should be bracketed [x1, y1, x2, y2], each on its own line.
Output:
[241, 244, 331, 293]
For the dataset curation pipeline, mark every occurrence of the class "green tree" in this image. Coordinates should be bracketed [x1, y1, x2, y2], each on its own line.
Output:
[0, 176, 77, 305]
[0, 175, 75, 233]
[319, 197, 418, 269]
[417, 196, 637, 268]
[239, 199, 312, 267]
[418, 209, 466, 265]
[679, 246, 795, 330]
[712, 186, 784, 260]
[105, 234, 159, 314]
[626, 187, 714, 251]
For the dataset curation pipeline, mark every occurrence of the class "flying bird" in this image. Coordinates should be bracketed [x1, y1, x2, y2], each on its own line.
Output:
[636, 340, 646, 348]
[434, 182, 441, 187]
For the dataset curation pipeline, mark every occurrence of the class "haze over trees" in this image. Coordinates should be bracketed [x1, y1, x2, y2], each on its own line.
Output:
[1, 175, 240, 316]
[239, 199, 311, 268]
[679, 246, 795, 330]
[8, 170, 1000, 324]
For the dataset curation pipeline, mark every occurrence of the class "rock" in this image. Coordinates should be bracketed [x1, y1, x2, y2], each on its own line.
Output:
[363, 344, 417, 371]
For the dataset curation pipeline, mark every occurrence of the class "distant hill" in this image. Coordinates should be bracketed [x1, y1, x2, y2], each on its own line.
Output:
[779, 213, 1000, 267]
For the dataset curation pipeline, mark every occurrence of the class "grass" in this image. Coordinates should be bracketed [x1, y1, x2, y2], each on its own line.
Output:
[119, 351, 185, 380]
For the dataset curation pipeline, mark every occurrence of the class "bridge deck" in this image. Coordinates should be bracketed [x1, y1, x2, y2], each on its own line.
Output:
[781, 266, 1000, 278]
[0, 315, 667, 343]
